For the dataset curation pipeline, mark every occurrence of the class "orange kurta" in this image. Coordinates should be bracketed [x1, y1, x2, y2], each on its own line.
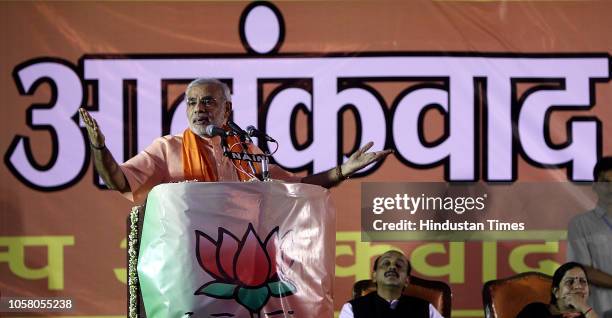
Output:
[120, 131, 300, 203]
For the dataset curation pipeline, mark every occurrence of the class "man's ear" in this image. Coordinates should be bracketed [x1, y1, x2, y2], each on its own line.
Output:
[225, 101, 232, 117]
[404, 275, 410, 286]
[371, 271, 377, 284]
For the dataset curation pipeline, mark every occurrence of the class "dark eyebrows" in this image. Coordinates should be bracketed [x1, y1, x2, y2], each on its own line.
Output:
[187, 95, 214, 100]
[379, 256, 392, 263]
[379, 256, 405, 265]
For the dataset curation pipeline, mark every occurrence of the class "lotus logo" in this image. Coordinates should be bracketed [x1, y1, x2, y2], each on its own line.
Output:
[195, 223, 296, 315]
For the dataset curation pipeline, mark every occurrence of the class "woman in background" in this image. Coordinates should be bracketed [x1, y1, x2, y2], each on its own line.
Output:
[517, 262, 599, 318]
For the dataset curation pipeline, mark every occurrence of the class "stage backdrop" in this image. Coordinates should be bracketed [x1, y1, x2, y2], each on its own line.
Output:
[1, 1, 611, 317]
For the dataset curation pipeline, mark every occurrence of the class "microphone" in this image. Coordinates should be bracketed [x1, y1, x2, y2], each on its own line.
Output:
[227, 121, 250, 141]
[205, 125, 230, 137]
[246, 125, 276, 142]
[227, 121, 257, 177]
[228, 121, 247, 135]
[205, 125, 231, 156]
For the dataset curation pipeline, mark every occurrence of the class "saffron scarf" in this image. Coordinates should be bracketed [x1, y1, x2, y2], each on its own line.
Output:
[182, 128, 259, 182]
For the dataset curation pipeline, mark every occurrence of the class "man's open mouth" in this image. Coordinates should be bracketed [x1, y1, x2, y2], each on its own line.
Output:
[193, 117, 209, 125]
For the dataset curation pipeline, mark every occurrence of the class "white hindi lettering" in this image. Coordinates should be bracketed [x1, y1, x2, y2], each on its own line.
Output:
[6, 55, 609, 189]
[7, 60, 87, 190]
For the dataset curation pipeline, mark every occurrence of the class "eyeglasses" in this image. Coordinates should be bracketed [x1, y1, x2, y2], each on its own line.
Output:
[186, 96, 218, 108]
[562, 277, 588, 287]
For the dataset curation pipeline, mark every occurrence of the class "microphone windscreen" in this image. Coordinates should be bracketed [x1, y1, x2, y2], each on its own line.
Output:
[205, 125, 225, 137]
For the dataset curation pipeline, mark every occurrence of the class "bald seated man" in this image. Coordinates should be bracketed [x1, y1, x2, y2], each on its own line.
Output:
[339, 250, 444, 318]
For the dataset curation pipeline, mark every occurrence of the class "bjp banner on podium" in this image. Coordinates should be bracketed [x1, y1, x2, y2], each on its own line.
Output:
[134, 182, 335, 318]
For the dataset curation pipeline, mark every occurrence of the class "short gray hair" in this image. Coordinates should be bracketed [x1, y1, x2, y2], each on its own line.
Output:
[186, 78, 232, 102]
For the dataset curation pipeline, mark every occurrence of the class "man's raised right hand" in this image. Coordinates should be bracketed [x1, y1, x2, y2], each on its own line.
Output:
[79, 108, 106, 148]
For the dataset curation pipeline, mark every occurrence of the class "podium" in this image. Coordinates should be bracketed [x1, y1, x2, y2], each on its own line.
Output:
[128, 182, 336, 318]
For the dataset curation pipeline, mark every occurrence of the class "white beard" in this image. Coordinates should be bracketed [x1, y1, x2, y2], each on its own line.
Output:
[188, 123, 209, 138]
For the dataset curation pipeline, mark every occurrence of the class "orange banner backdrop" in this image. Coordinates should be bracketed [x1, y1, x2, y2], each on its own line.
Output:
[1, 1, 611, 317]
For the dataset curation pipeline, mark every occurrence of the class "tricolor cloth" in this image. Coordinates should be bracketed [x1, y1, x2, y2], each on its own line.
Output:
[137, 182, 336, 318]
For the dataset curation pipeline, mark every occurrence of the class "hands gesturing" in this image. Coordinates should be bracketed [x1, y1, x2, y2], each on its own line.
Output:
[342, 141, 393, 176]
[79, 108, 105, 148]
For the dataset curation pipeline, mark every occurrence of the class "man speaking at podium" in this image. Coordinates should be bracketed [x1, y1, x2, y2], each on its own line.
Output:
[79, 78, 392, 202]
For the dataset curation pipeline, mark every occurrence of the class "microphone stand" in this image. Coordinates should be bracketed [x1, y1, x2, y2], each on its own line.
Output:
[261, 152, 270, 181]
[237, 133, 260, 180]
[228, 121, 260, 180]
[226, 122, 275, 181]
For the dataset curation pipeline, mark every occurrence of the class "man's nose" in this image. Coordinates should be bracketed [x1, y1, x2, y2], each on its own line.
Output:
[193, 103, 212, 114]
[193, 102, 206, 111]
